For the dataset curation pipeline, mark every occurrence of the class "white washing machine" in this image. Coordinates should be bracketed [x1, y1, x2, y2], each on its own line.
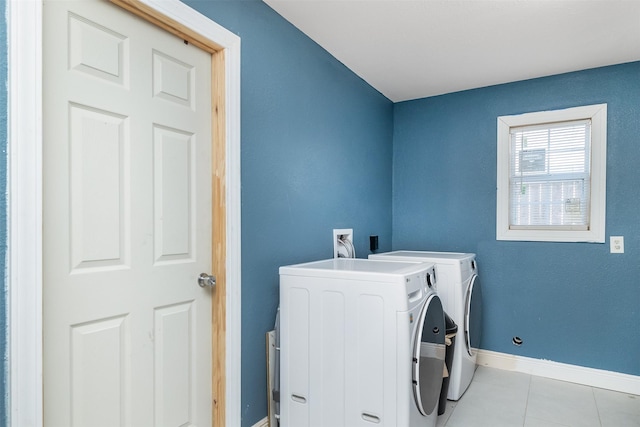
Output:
[279, 258, 445, 427]
[370, 251, 483, 401]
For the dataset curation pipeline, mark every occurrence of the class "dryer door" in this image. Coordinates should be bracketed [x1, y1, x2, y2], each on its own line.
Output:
[464, 274, 483, 356]
[412, 294, 445, 416]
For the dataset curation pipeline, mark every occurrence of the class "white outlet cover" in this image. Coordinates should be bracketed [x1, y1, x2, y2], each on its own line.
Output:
[610, 236, 624, 253]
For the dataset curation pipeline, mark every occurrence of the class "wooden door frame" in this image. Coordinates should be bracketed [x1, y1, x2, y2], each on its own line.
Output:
[7, 1, 242, 426]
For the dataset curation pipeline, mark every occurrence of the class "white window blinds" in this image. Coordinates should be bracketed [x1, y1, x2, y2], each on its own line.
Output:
[509, 120, 591, 230]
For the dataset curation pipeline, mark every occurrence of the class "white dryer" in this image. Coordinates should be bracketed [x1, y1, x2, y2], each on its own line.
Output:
[279, 258, 445, 427]
[370, 251, 483, 401]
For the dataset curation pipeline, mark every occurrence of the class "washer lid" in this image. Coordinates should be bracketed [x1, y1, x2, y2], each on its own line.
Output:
[279, 258, 433, 282]
[370, 250, 475, 265]
[412, 294, 445, 416]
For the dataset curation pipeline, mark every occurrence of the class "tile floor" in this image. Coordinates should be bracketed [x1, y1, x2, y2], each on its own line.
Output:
[436, 366, 640, 427]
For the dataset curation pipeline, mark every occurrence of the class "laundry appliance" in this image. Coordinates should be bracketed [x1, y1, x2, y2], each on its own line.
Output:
[370, 251, 482, 400]
[279, 258, 445, 427]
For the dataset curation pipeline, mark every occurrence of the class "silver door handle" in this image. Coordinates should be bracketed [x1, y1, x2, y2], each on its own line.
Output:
[198, 273, 216, 288]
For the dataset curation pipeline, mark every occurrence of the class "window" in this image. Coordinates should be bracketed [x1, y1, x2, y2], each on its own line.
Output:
[497, 104, 607, 242]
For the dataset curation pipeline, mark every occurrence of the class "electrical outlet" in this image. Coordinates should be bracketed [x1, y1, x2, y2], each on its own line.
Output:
[610, 236, 624, 253]
[333, 228, 354, 258]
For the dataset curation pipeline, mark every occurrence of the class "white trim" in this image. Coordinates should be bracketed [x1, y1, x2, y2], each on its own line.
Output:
[8, 0, 44, 425]
[7, 1, 242, 426]
[496, 103, 607, 243]
[477, 349, 640, 395]
[252, 416, 270, 427]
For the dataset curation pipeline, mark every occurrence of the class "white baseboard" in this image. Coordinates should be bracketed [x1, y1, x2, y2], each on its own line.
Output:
[252, 416, 269, 427]
[476, 349, 640, 395]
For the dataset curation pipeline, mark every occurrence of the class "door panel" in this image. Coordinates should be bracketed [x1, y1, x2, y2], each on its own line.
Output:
[68, 11, 128, 85]
[43, 0, 213, 425]
[69, 103, 129, 271]
[153, 125, 195, 263]
[70, 315, 129, 427]
[154, 301, 196, 426]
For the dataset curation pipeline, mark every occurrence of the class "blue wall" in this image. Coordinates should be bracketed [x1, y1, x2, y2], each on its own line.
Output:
[183, 2, 393, 425]
[393, 62, 640, 377]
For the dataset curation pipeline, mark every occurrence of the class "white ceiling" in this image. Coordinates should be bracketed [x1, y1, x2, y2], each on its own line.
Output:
[263, 0, 640, 102]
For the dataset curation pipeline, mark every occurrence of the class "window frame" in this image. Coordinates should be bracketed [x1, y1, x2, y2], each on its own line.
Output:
[496, 104, 607, 243]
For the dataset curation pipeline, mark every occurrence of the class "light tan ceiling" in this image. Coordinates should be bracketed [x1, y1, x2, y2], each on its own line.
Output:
[263, 0, 640, 102]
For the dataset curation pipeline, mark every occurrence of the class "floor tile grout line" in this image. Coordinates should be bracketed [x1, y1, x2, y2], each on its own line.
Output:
[442, 400, 455, 426]
[592, 386, 604, 427]
[522, 372, 532, 427]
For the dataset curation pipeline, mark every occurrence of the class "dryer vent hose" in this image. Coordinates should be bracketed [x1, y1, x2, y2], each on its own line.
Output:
[337, 235, 355, 258]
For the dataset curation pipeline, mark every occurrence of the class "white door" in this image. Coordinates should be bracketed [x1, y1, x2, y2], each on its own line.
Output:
[43, 0, 214, 425]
